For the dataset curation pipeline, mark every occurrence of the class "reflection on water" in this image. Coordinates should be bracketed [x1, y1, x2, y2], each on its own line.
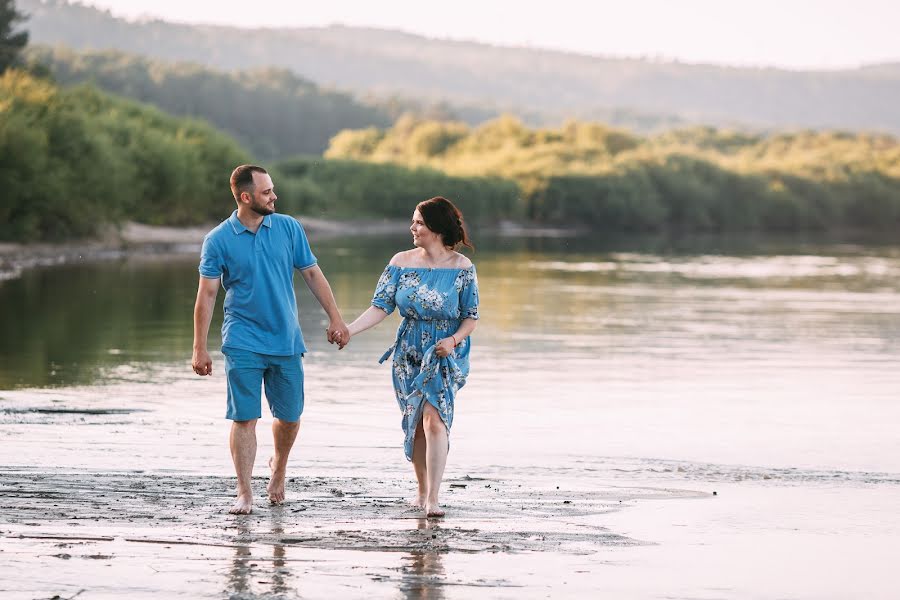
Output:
[226, 540, 255, 599]
[220, 509, 448, 599]
[0, 256, 209, 388]
[399, 520, 446, 600]
[400, 551, 446, 600]
[226, 514, 295, 600]
[2, 233, 899, 389]
[222, 514, 449, 600]
[1, 232, 900, 476]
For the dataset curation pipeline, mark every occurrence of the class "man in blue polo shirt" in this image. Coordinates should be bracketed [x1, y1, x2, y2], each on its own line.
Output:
[191, 164, 349, 515]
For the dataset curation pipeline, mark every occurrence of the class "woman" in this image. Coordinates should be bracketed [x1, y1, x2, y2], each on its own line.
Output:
[345, 196, 479, 517]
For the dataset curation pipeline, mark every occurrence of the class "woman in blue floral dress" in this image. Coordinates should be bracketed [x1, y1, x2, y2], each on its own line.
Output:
[344, 197, 479, 517]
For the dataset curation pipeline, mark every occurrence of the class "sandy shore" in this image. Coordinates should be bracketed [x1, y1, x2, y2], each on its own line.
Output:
[0, 217, 578, 282]
[0, 467, 702, 599]
[0, 218, 410, 282]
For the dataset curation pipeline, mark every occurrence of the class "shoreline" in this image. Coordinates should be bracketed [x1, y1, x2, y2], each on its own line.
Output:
[3, 467, 897, 598]
[0, 467, 673, 598]
[0, 217, 580, 282]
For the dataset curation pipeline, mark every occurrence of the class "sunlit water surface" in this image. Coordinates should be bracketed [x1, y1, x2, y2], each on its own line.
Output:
[2, 233, 899, 598]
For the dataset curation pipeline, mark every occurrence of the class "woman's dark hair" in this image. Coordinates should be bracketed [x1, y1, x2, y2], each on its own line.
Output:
[416, 196, 474, 251]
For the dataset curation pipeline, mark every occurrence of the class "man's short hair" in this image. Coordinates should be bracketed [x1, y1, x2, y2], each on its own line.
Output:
[230, 165, 268, 201]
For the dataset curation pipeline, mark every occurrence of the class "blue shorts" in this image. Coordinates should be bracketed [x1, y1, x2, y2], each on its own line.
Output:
[222, 348, 304, 422]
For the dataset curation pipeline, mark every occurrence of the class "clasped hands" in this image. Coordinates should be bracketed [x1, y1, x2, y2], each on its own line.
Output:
[326, 321, 350, 349]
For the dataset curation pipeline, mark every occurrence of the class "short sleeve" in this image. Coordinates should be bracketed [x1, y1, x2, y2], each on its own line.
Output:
[292, 220, 317, 270]
[198, 235, 224, 278]
[458, 266, 479, 320]
[372, 265, 400, 315]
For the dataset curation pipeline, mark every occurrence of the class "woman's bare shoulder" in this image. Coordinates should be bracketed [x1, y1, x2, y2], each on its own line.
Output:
[454, 253, 473, 268]
[388, 250, 417, 267]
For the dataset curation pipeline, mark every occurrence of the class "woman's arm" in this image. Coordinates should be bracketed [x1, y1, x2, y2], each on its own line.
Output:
[435, 318, 478, 357]
[348, 306, 391, 338]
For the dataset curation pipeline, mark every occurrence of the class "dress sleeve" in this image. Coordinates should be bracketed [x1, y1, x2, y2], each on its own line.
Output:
[459, 266, 480, 320]
[371, 265, 400, 315]
[198, 234, 224, 279]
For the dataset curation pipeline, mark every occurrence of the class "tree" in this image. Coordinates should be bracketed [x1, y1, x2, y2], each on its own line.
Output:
[0, 0, 28, 73]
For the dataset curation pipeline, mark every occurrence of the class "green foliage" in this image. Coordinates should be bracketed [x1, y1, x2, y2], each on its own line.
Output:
[24, 45, 393, 158]
[0, 0, 27, 72]
[326, 117, 900, 232]
[274, 157, 522, 223]
[0, 70, 249, 241]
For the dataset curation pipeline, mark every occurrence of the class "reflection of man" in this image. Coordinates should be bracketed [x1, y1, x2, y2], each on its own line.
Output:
[192, 164, 348, 514]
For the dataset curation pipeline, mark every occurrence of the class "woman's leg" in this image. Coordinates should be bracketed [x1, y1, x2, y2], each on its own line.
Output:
[411, 419, 428, 507]
[421, 402, 448, 516]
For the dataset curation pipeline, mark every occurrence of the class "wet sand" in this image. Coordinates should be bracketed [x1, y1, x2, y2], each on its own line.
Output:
[1, 348, 899, 598]
[0, 468, 701, 599]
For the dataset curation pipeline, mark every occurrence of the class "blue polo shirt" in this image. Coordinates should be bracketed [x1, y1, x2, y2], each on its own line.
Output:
[199, 211, 317, 356]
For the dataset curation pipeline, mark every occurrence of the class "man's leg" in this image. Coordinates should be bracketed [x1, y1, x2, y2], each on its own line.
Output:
[422, 402, 448, 517]
[230, 419, 257, 514]
[264, 353, 305, 504]
[267, 419, 300, 504]
[224, 349, 266, 515]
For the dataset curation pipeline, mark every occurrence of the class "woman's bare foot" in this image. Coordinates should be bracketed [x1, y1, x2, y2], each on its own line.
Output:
[229, 492, 253, 515]
[425, 502, 445, 518]
[410, 493, 427, 509]
[267, 456, 286, 505]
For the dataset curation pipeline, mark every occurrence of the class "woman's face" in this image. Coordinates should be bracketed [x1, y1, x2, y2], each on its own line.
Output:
[410, 209, 440, 247]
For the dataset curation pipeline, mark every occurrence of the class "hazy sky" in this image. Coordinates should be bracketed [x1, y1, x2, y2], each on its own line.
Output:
[77, 0, 898, 70]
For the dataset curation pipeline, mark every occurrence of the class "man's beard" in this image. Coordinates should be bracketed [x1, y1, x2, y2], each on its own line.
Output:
[250, 201, 275, 216]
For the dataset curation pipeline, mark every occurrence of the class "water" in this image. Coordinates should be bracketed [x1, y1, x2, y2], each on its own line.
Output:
[5, 234, 898, 473]
[2, 233, 899, 598]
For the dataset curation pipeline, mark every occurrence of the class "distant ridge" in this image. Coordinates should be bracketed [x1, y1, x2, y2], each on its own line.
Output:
[24, 45, 393, 158]
[19, 0, 900, 134]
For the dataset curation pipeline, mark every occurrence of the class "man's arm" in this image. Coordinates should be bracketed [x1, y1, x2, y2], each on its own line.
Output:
[299, 265, 350, 348]
[192, 276, 220, 375]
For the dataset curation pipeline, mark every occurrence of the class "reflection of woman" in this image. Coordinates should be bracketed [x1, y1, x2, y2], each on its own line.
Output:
[345, 197, 479, 517]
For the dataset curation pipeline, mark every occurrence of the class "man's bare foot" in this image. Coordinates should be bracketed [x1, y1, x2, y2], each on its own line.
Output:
[229, 493, 253, 515]
[425, 502, 445, 518]
[267, 456, 286, 505]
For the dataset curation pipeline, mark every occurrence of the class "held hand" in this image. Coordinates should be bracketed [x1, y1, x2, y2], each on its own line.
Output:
[326, 320, 351, 350]
[435, 337, 456, 358]
[192, 349, 213, 376]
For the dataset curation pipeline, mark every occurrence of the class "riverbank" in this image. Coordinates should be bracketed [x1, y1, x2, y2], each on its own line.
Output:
[0, 467, 697, 599]
[0, 217, 580, 282]
[0, 218, 389, 282]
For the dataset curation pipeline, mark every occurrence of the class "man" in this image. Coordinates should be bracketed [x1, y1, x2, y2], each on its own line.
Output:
[192, 164, 349, 515]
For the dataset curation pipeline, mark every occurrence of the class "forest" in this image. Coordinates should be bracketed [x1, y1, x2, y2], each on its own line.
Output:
[0, 69, 248, 240]
[2, 1, 899, 241]
[24, 45, 393, 158]
[326, 116, 900, 231]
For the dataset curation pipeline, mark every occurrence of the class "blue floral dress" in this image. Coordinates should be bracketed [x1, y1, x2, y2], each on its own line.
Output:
[372, 265, 480, 460]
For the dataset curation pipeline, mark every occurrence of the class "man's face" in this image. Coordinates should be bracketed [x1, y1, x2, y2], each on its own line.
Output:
[245, 172, 277, 216]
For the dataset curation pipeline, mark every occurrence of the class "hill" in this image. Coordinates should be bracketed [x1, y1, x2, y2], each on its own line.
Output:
[25, 45, 392, 158]
[18, 0, 900, 134]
